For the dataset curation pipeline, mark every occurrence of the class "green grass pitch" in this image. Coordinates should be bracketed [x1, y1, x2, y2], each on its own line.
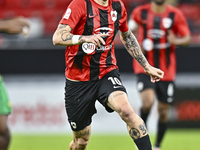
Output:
[10, 129, 200, 150]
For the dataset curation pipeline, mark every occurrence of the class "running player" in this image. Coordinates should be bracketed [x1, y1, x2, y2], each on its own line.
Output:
[0, 16, 29, 150]
[128, 0, 191, 149]
[53, 0, 164, 149]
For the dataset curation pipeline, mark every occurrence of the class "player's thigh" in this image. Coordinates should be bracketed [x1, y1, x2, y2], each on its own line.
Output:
[107, 91, 132, 113]
[140, 89, 155, 107]
[65, 79, 97, 131]
[97, 69, 127, 113]
[72, 125, 91, 143]
[137, 73, 156, 105]
[158, 101, 170, 115]
[156, 81, 175, 104]
[0, 115, 9, 133]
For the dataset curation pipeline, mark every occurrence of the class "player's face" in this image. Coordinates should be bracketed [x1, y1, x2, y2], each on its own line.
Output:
[152, 0, 166, 5]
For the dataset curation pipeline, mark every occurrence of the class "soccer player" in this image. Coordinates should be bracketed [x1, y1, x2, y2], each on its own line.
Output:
[52, 0, 164, 149]
[0, 16, 29, 150]
[128, 0, 191, 149]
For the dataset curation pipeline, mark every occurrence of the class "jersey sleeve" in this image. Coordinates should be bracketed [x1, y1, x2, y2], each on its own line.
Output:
[119, 2, 129, 33]
[174, 10, 190, 37]
[59, 0, 85, 30]
[129, 7, 141, 25]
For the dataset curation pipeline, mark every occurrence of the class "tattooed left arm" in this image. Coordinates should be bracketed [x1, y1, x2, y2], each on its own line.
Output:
[120, 30, 164, 82]
[120, 30, 149, 70]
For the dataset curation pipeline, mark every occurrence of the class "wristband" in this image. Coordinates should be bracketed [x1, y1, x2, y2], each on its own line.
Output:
[72, 35, 80, 45]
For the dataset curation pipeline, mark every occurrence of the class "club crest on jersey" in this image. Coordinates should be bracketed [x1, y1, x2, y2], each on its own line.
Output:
[162, 18, 172, 29]
[111, 10, 117, 22]
[63, 8, 71, 20]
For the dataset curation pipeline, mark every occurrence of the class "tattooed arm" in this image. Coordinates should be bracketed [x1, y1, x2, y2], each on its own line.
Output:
[52, 24, 107, 47]
[120, 30, 164, 82]
[120, 30, 148, 69]
[52, 24, 74, 46]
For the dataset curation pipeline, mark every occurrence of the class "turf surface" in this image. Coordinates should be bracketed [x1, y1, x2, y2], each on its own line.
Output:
[10, 129, 200, 150]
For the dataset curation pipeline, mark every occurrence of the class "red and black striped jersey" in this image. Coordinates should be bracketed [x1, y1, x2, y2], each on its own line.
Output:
[129, 4, 190, 81]
[59, 0, 128, 81]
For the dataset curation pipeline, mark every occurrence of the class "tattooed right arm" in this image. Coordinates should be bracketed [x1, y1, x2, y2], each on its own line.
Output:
[52, 24, 83, 46]
[52, 24, 107, 47]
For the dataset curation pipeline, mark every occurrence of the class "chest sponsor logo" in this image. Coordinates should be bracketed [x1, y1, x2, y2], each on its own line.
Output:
[82, 43, 96, 54]
[82, 27, 113, 54]
[63, 8, 71, 20]
[94, 27, 113, 35]
[147, 29, 165, 39]
[111, 10, 117, 22]
[163, 18, 172, 29]
[82, 43, 113, 54]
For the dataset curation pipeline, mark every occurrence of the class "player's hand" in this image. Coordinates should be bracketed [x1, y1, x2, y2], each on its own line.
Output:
[82, 34, 109, 47]
[1, 16, 30, 35]
[167, 30, 177, 45]
[144, 65, 164, 83]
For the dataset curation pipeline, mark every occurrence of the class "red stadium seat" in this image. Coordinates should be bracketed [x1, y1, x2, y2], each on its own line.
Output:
[0, 9, 16, 19]
[44, 0, 56, 9]
[178, 3, 200, 21]
[29, 0, 45, 9]
[5, 0, 22, 8]
[56, 0, 70, 9]
[14, 9, 33, 18]
[0, 0, 6, 8]
[2, 0, 30, 9]
[42, 9, 65, 34]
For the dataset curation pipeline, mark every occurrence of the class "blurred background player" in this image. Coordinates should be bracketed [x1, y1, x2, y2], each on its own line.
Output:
[53, 0, 164, 149]
[128, 0, 191, 149]
[0, 16, 29, 150]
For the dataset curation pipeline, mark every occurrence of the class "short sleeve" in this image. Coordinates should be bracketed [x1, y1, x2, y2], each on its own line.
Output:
[174, 10, 190, 37]
[119, 2, 129, 33]
[59, 0, 86, 30]
[129, 7, 141, 25]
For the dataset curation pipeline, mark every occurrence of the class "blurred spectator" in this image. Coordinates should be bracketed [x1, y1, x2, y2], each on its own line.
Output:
[0, 16, 29, 150]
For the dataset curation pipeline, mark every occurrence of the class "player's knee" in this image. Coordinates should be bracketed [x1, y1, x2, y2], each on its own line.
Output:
[158, 109, 169, 122]
[76, 138, 89, 148]
[69, 138, 89, 150]
[118, 106, 134, 122]
[69, 141, 74, 150]
[142, 100, 154, 111]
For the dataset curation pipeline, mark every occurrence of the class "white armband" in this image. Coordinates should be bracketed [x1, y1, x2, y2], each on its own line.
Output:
[72, 35, 81, 45]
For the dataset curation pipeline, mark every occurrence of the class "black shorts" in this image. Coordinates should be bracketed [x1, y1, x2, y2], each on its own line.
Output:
[137, 73, 175, 104]
[65, 69, 127, 131]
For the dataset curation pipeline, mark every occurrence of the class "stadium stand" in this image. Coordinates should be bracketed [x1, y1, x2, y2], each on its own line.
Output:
[0, 0, 199, 45]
